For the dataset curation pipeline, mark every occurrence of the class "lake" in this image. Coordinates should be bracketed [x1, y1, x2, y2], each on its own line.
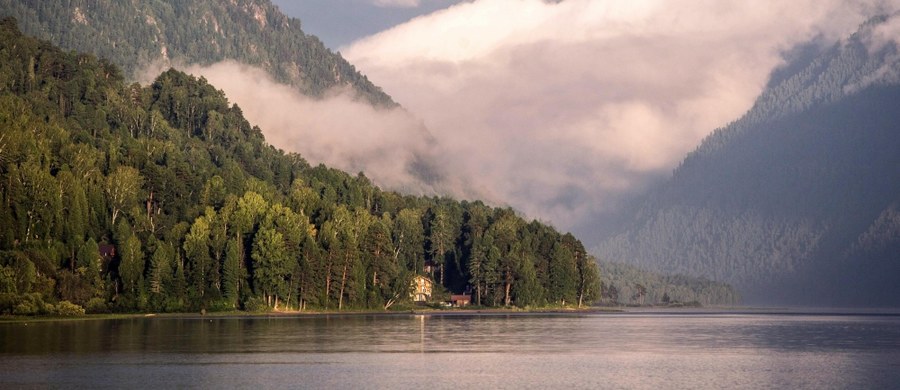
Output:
[2, 311, 899, 389]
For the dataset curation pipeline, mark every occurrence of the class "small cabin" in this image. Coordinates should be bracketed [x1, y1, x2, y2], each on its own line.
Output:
[411, 275, 433, 303]
[99, 244, 116, 259]
[449, 294, 471, 307]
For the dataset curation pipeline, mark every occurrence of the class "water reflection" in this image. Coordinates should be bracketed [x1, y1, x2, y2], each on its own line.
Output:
[2, 313, 899, 388]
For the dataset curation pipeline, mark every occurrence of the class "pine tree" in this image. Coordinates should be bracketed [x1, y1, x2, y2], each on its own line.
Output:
[183, 216, 212, 301]
[222, 237, 242, 308]
[148, 242, 173, 295]
[363, 216, 396, 308]
[576, 255, 601, 307]
[78, 238, 102, 294]
[119, 233, 144, 298]
[549, 242, 577, 306]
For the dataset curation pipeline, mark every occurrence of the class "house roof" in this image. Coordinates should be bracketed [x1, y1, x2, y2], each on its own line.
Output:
[414, 275, 433, 284]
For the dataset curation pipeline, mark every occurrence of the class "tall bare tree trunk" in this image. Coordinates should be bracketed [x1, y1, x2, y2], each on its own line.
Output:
[287, 274, 295, 311]
[504, 279, 511, 307]
[578, 275, 585, 308]
[324, 254, 333, 309]
[503, 265, 512, 306]
[476, 285, 482, 306]
[338, 263, 348, 310]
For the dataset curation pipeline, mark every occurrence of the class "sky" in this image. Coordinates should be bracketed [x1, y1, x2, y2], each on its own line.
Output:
[271, 0, 468, 49]
[252, 0, 897, 243]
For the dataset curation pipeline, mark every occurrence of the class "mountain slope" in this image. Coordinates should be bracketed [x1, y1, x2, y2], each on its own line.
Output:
[0, 0, 393, 106]
[0, 19, 600, 314]
[595, 15, 900, 307]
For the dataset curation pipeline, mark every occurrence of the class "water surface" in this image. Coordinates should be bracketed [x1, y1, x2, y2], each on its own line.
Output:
[2, 312, 899, 388]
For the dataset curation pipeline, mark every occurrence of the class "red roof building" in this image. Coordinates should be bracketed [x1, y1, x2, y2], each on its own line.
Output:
[449, 294, 471, 307]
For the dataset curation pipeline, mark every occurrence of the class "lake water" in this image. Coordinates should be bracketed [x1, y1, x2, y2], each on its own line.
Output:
[2, 311, 899, 389]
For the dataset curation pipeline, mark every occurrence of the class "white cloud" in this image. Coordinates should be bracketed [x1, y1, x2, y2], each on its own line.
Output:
[343, 0, 899, 233]
[869, 12, 900, 50]
[178, 61, 457, 196]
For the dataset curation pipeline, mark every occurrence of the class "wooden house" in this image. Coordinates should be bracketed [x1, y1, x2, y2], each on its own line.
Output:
[411, 275, 433, 303]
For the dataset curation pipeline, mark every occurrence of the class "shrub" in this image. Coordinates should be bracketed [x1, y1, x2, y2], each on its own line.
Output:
[163, 298, 184, 313]
[242, 296, 269, 313]
[0, 292, 18, 314]
[84, 297, 110, 314]
[55, 300, 86, 316]
[13, 302, 38, 315]
[11, 293, 46, 315]
[207, 299, 236, 312]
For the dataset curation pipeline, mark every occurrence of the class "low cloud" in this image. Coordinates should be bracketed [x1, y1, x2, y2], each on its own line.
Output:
[343, 0, 899, 234]
[174, 61, 458, 196]
[866, 11, 900, 50]
[848, 12, 900, 93]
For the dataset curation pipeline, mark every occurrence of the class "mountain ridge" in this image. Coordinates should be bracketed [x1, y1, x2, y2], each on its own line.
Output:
[595, 14, 900, 306]
[0, 0, 394, 106]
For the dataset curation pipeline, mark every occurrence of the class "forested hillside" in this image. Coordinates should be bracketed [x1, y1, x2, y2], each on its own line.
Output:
[0, 19, 601, 315]
[0, 0, 393, 106]
[596, 15, 900, 306]
[598, 261, 739, 307]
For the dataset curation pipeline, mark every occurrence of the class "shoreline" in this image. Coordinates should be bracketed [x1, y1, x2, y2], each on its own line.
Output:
[4, 305, 897, 324]
[0, 306, 624, 323]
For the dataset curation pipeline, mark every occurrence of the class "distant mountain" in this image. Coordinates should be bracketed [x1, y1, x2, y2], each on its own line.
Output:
[0, 0, 393, 106]
[595, 15, 900, 307]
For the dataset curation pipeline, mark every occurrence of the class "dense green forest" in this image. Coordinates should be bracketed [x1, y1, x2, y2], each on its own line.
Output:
[596, 15, 900, 306]
[0, 0, 393, 106]
[0, 19, 601, 315]
[0, 0, 446, 218]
